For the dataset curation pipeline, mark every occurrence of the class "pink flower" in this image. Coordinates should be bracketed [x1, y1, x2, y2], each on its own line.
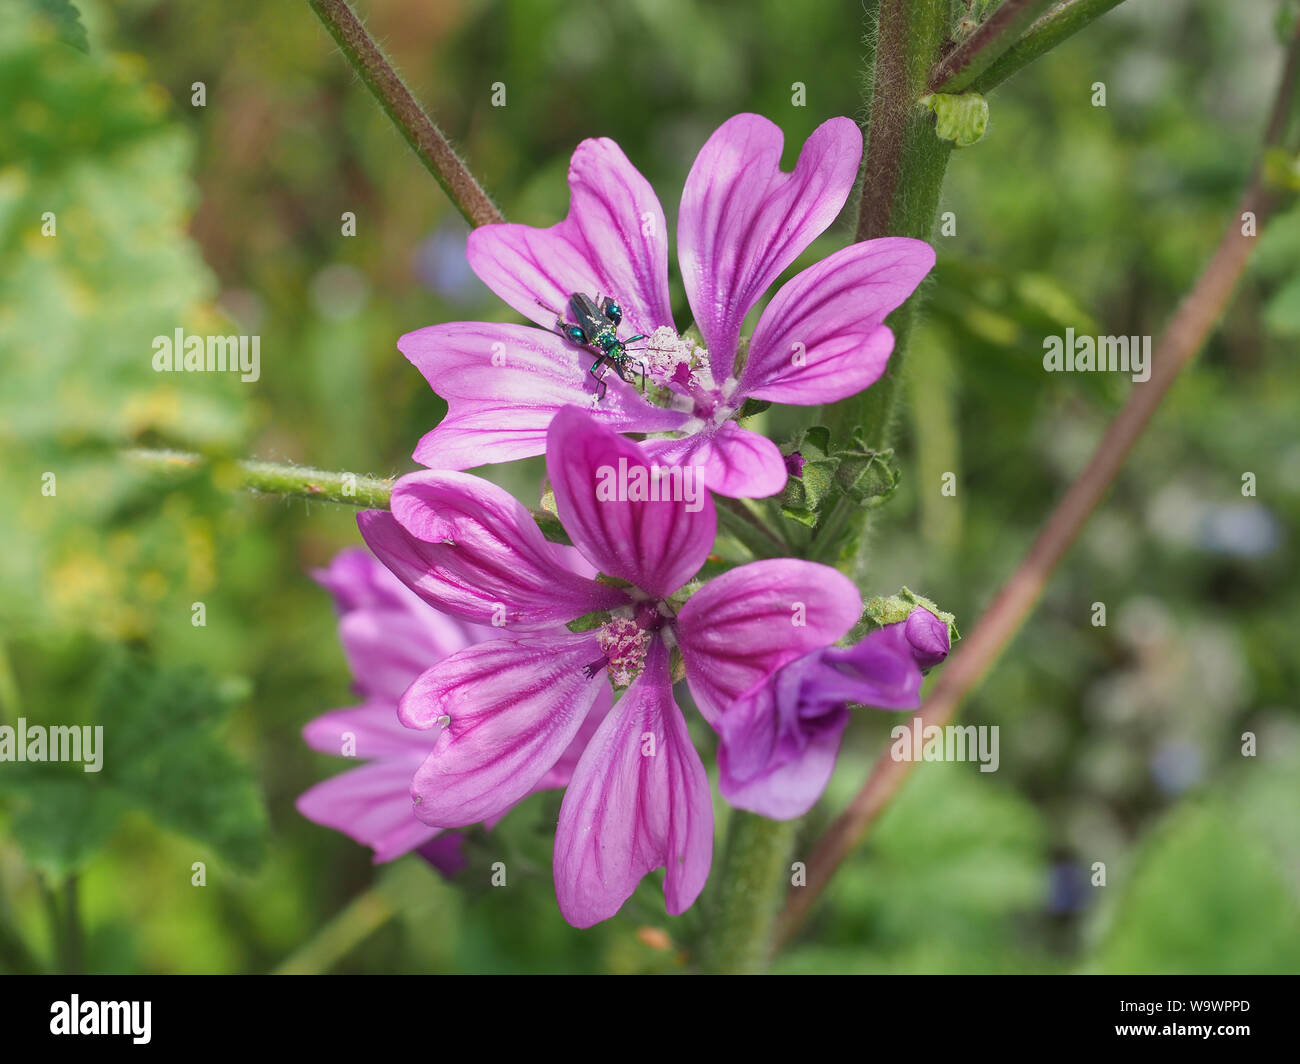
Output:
[400, 113, 935, 499]
[357, 407, 862, 926]
[718, 608, 951, 820]
[296, 548, 610, 866]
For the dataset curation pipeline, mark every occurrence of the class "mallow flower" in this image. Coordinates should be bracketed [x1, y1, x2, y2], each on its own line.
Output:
[357, 406, 863, 927]
[717, 607, 951, 820]
[297, 547, 611, 871]
[399, 112, 935, 499]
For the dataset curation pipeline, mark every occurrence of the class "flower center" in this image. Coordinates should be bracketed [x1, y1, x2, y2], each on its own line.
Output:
[643, 327, 720, 415]
[597, 617, 651, 687]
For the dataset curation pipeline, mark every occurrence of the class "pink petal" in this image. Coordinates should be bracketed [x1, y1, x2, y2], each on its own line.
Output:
[398, 634, 609, 827]
[536, 683, 614, 792]
[741, 237, 935, 403]
[677, 114, 862, 361]
[675, 559, 862, 726]
[302, 702, 432, 760]
[553, 641, 712, 927]
[337, 606, 475, 703]
[295, 758, 439, 863]
[312, 546, 413, 613]
[359, 475, 627, 631]
[400, 322, 687, 469]
[641, 420, 787, 499]
[466, 138, 675, 340]
[546, 406, 716, 598]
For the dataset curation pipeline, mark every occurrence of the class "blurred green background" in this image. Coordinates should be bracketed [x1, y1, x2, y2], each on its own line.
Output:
[1, 0, 1298, 974]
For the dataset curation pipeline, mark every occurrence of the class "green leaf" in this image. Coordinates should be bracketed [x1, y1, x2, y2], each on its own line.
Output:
[1087, 801, 1300, 974]
[1, 654, 268, 877]
[9, 780, 126, 879]
[923, 92, 990, 147]
[26, 0, 87, 53]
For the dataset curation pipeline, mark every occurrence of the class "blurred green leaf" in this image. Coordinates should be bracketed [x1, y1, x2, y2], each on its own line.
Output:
[1, 653, 267, 877]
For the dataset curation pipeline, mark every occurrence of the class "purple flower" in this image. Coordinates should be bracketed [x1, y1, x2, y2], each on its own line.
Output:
[357, 406, 862, 926]
[399, 113, 935, 499]
[718, 608, 951, 820]
[297, 548, 611, 866]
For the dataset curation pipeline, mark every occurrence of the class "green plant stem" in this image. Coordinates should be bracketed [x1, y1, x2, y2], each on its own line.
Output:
[698, 813, 797, 973]
[124, 449, 573, 541]
[273, 886, 394, 975]
[716, 497, 790, 559]
[970, 0, 1128, 94]
[824, 0, 954, 453]
[63, 876, 82, 974]
[307, 0, 504, 228]
[125, 448, 395, 508]
[930, 0, 1058, 93]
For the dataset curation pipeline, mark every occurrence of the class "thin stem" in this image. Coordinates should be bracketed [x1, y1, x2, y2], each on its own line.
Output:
[778, 24, 1300, 945]
[126, 448, 394, 508]
[273, 886, 394, 975]
[970, 0, 1128, 95]
[307, 0, 504, 228]
[124, 449, 572, 542]
[698, 813, 797, 973]
[716, 497, 790, 559]
[63, 876, 82, 974]
[930, 0, 1058, 94]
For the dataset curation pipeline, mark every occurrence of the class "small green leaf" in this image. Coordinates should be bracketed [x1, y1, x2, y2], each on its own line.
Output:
[922, 92, 989, 147]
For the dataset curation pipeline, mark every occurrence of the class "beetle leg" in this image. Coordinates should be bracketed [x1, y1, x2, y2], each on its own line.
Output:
[589, 358, 607, 404]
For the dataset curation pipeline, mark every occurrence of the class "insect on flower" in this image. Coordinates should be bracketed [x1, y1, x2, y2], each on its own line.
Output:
[540, 292, 648, 402]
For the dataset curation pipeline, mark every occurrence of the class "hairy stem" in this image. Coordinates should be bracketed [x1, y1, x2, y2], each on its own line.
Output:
[824, 0, 954, 453]
[307, 0, 504, 228]
[778, 22, 1300, 944]
[698, 813, 797, 973]
[126, 448, 395, 508]
[124, 449, 572, 541]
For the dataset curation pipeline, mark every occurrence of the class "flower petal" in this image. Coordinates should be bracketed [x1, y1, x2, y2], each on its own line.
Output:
[675, 558, 862, 726]
[553, 641, 712, 927]
[546, 406, 716, 598]
[677, 114, 862, 360]
[302, 703, 431, 760]
[741, 237, 936, 403]
[312, 546, 412, 613]
[398, 634, 607, 827]
[359, 475, 626, 631]
[295, 758, 438, 863]
[337, 606, 474, 703]
[818, 622, 925, 709]
[641, 421, 787, 499]
[717, 677, 849, 820]
[904, 606, 951, 669]
[401, 322, 687, 469]
[466, 138, 674, 339]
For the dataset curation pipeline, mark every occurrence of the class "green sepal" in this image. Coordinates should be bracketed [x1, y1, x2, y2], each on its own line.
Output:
[862, 586, 961, 645]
